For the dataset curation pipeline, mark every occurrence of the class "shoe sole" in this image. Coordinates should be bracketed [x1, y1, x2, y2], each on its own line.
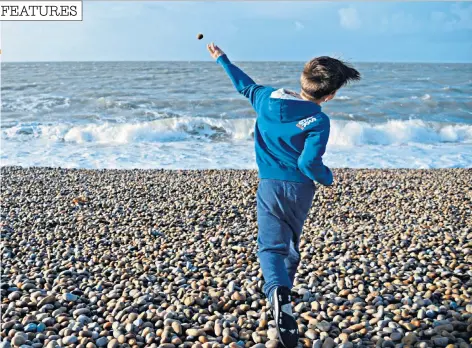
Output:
[273, 288, 298, 348]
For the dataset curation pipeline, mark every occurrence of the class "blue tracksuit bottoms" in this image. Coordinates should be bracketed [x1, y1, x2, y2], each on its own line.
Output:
[256, 178, 315, 302]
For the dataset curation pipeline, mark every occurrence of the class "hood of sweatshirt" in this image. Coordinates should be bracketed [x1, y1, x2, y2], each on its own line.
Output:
[269, 88, 322, 123]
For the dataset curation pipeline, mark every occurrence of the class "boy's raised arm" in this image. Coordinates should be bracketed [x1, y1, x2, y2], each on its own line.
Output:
[297, 117, 333, 186]
[208, 43, 269, 108]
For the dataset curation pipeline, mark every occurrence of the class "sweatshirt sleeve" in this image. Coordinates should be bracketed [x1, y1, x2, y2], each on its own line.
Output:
[216, 54, 270, 110]
[297, 117, 333, 186]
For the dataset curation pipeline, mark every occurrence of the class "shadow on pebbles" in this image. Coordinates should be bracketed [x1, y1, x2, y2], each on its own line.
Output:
[0, 167, 471, 348]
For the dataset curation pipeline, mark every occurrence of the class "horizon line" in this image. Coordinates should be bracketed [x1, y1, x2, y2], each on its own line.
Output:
[2, 59, 472, 64]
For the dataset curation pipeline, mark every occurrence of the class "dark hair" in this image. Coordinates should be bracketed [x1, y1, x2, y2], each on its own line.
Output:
[300, 56, 361, 101]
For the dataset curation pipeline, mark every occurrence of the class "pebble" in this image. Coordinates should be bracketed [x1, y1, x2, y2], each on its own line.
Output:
[316, 321, 331, 332]
[8, 292, 20, 301]
[63, 336, 78, 345]
[338, 344, 353, 348]
[321, 337, 335, 348]
[62, 293, 79, 302]
[417, 309, 426, 319]
[252, 332, 263, 344]
[107, 339, 118, 348]
[36, 323, 46, 333]
[186, 329, 204, 337]
[24, 324, 37, 332]
[12, 335, 26, 347]
[95, 337, 108, 347]
[267, 328, 277, 340]
[222, 336, 233, 344]
[433, 337, 449, 347]
[231, 292, 246, 301]
[305, 329, 316, 340]
[390, 332, 402, 341]
[172, 321, 182, 335]
[402, 332, 417, 345]
[37, 295, 56, 308]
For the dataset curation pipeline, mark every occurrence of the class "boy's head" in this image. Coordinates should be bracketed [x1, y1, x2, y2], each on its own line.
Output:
[300, 56, 360, 103]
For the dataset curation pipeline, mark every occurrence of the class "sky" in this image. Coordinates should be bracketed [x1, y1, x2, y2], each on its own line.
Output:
[2, 1, 472, 63]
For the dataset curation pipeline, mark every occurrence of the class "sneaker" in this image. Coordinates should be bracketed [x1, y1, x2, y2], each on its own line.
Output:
[272, 286, 299, 348]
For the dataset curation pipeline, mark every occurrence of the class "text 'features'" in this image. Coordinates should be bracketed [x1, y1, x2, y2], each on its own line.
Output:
[0, 1, 82, 21]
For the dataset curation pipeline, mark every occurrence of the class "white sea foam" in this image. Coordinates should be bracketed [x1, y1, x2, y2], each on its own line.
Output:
[2, 119, 471, 169]
[1, 118, 256, 144]
[3, 119, 471, 146]
[421, 94, 432, 100]
[328, 119, 472, 146]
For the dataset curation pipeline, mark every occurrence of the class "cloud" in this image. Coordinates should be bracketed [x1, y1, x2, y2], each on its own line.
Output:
[294, 21, 304, 31]
[339, 7, 361, 30]
[384, 11, 422, 34]
[431, 4, 472, 31]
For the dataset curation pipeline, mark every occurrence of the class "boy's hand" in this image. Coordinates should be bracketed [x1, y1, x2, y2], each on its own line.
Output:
[207, 42, 225, 60]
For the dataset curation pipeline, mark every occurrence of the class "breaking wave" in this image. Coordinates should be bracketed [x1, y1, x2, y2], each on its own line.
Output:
[3, 118, 472, 146]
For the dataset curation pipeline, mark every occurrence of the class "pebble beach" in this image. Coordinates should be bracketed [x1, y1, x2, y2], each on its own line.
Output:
[1, 166, 471, 348]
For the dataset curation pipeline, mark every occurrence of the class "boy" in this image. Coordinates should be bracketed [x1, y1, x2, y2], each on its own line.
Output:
[208, 43, 360, 348]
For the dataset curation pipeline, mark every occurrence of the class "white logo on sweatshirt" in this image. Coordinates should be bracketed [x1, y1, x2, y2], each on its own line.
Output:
[296, 116, 317, 130]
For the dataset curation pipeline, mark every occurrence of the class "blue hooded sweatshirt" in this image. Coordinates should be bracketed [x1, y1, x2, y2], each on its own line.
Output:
[217, 55, 333, 186]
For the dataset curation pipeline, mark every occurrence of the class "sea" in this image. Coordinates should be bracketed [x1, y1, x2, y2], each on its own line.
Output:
[1, 61, 471, 169]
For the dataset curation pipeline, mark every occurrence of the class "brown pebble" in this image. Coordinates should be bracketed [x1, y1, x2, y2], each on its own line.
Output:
[222, 336, 234, 344]
[300, 338, 311, 347]
[339, 333, 349, 343]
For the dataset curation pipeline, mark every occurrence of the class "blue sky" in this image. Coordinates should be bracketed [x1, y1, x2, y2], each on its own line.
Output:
[3, 1, 472, 62]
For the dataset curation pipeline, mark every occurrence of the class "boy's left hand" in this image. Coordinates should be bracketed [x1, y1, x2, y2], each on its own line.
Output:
[207, 42, 225, 60]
